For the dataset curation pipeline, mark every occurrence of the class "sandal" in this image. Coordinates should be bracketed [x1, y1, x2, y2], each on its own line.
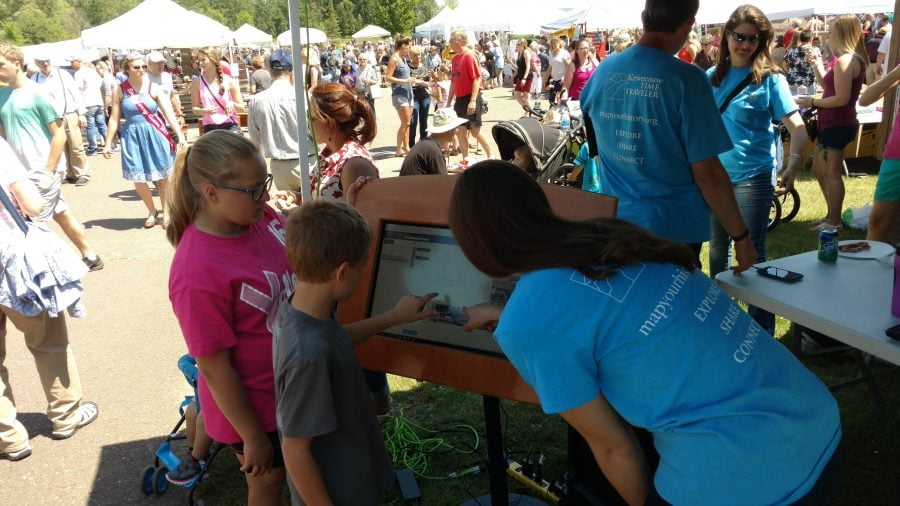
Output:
[143, 214, 157, 229]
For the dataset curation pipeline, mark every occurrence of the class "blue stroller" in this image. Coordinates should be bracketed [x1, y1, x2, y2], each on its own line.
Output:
[140, 355, 223, 504]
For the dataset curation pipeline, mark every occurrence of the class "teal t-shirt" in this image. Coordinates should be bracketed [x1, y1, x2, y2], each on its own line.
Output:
[0, 84, 63, 173]
[574, 143, 600, 193]
[495, 264, 841, 505]
[580, 45, 734, 243]
[708, 66, 797, 183]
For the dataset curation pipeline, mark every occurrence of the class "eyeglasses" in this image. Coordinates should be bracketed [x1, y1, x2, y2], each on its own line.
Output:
[217, 174, 273, 201]
[578, 46, 591, 51]
[132, 65, 148, 70]
[729, 31, 761, 44]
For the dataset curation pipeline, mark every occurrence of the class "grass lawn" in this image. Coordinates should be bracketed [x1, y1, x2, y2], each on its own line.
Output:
[191, 169, 900, 505]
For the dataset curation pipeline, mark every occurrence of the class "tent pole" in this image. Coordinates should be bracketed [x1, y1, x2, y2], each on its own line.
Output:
[288, 0, 313, 203]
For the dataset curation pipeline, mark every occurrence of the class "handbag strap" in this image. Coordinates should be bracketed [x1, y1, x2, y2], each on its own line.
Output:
[199, 73, 237, 123]
[718, 73, 755, 114]
[0, 184, 29, 233]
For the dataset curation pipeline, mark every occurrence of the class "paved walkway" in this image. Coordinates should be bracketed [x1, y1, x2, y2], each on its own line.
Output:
[0, 84, 527, 505]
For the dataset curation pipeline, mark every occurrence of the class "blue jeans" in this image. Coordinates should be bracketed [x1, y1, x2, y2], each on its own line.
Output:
[709, 172, 775, 334]
[409, 95, 431, 147]
[85, 106, 107, 154]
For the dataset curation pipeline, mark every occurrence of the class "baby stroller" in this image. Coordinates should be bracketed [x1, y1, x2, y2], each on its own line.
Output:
[492, 117, 582, 186]
[140, 355, 223, 505]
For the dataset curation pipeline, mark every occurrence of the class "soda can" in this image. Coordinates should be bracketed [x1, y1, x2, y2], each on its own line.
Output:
[818, 228, 839, 262]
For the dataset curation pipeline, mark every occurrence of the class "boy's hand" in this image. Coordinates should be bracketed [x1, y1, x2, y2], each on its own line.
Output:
[462, 304, 502, 332]
[391, 292, 439, 325]
[239, 432, 274, 477]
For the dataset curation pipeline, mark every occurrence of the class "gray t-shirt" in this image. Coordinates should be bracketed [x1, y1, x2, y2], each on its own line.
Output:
[273, 298, 394, 505]
[251, 69, 272, 93]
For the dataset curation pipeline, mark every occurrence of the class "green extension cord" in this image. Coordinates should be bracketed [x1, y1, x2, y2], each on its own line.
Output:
[380, 412, 481, 480]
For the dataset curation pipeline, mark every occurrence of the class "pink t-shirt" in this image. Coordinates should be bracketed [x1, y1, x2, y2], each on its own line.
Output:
[169, 205, 292, 444]
[884, 108, 900, 160]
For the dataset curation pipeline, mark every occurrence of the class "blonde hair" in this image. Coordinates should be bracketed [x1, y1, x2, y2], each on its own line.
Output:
[451, 29, 468, 44]
[198, 46, 225, 95]
[0, 42, 24, 65]
[166, 131, 264, 246]
[829, 13, 869, 70]
[410, 45, 423, 56]
[286, 199, 372, 283]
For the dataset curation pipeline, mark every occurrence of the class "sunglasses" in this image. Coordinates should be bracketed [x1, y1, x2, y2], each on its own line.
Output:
[217, 174, 273, 201]
[132, 65, 148, 70]
[729, 31, 761, 44]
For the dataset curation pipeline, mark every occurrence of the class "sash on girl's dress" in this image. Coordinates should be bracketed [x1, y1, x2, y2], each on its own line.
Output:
[120, 80, 176, 153]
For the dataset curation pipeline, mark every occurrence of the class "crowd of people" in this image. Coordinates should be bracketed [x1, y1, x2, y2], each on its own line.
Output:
[4, 1, 900, 504]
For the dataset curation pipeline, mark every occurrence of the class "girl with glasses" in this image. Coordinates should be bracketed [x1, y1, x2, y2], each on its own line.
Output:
[707, 4, 808, 335]
[167, 131, 287, 504]
[102, 53, 185, 229]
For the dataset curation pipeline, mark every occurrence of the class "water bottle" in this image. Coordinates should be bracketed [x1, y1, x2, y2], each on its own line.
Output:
[797, 84, 808, 97]
[559, 109, 571, 130]
[892, 245, 900, 317]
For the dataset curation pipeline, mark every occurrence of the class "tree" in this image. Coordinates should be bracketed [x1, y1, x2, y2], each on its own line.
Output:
[334, 0, 360, 37]
[1, 21, 25, 44]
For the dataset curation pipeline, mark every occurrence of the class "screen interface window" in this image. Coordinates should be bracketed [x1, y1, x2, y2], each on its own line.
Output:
[368, 223, 517, 357]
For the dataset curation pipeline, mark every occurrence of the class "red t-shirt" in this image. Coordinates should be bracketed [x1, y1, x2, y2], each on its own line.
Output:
[451, 50, 479, 98]
[169, 205, 293, 444]
[783, 29, 795, 50]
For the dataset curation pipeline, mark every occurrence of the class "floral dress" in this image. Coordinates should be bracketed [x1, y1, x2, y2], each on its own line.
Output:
[313, 140, 378, 201]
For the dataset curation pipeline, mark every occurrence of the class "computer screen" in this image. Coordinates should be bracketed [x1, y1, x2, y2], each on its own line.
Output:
[366, 222, 518, 357]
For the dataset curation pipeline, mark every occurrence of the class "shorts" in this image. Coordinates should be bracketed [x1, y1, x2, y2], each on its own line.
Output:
[453, 94, 483, 129]
[817, 125, 857, 150]
[392, 93, 412, 109]
[29, 170, 67, 222]
[874, 158, 900, 201]
[230, 430, 285, 468]
[203, 121, 239, 134]
[514, 78, 533, 93]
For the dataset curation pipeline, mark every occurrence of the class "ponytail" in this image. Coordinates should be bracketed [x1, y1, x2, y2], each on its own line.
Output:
[166, 147, 200, 246]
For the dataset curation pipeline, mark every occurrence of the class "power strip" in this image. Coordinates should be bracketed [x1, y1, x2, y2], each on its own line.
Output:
[507, 460, 561, 505]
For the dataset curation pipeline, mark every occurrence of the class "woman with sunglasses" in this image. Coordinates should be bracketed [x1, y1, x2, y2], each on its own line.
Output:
[796, 14, 868, 231]
[102, 53, 185, 229]
[563, 39, 598, 101]
[707, 5, 808, 335]
[452, 160, 840, 506]
[167, 131, 286, 504]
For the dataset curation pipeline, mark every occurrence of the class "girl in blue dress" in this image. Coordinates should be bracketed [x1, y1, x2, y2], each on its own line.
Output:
[103, 53, 185, 229]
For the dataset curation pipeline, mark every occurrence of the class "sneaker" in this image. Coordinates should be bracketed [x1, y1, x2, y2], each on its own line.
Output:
[0, 445, 32, 461]
[166, 454, 201, 485]
[83, 256, 104, 271]
[63, 176, 78, 184]
[51, 401, 98, 439]
[75, 176, 90, 186]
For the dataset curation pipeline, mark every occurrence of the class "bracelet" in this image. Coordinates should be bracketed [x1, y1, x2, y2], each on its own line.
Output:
[730, 228, 750, 242]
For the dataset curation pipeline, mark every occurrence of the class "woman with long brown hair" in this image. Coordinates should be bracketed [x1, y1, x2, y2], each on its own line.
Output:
[191, 46, 246, 133]
[796, 14, 868, 231]
[451, 160, 840, 506]
[706, 4, 807, 335]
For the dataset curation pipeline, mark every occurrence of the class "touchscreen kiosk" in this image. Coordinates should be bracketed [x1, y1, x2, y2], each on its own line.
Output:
[367, 222, 515, 357]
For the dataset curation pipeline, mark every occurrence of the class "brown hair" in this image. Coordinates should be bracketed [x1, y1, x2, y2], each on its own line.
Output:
[712, 4, 782, 87]
[395, 35, 412, 49]
[198, 47, 225, 95]
[286, 199, 372, 283]
[309, 82, 376, 145]
[250, 56, 263, 70]
[448, 161, 697, 280]
[166, 131, 264, 246]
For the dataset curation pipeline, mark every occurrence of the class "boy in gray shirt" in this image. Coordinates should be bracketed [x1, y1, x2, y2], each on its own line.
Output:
[274, 199, 436, 504]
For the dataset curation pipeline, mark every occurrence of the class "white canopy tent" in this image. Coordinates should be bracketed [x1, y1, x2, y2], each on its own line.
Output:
[352, 24, 391, 39]
[22, 38, 102, 64]
[415, 6, 457, 38]
[233, 23, 272, 46]
[449, 1, 570, 34]
[542, 2, 644, 31]
[81, 0, 232, 49]
[276, 27, 327, 46]
[762, 0, 894, 20]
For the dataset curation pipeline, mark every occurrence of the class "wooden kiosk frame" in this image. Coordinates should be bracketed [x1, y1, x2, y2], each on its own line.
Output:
[339, 175, 617, 504]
